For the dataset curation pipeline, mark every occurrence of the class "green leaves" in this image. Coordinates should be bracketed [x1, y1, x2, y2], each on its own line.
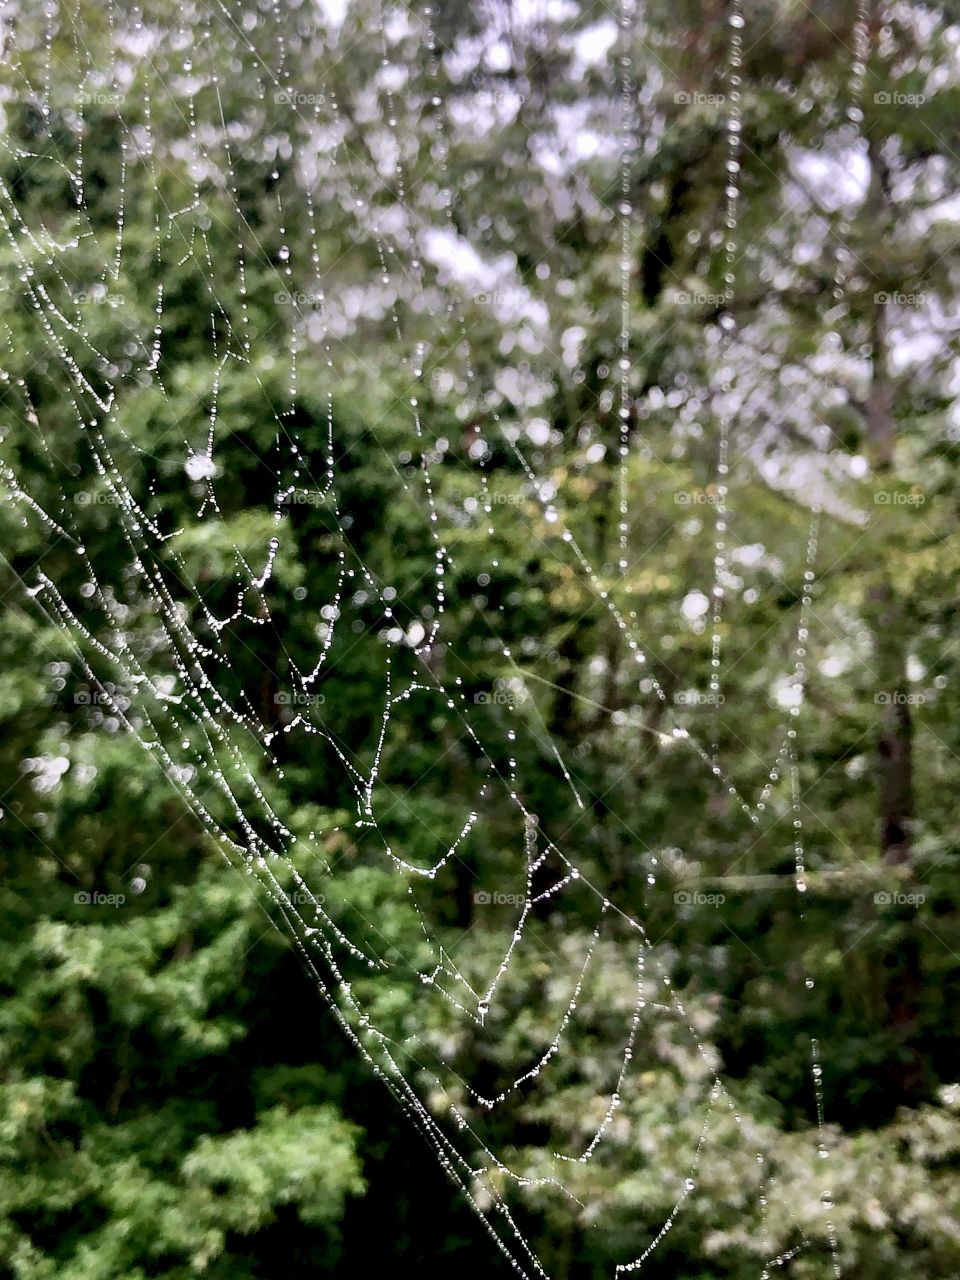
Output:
[1, 0, 960, 1274]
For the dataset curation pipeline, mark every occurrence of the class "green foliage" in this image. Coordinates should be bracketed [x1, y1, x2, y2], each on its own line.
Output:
[0, 0, 959, 1276]
[0, 858, 365, 1278]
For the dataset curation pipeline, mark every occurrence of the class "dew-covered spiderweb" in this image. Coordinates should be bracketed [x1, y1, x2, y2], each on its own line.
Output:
[0, 0, 873, 1273]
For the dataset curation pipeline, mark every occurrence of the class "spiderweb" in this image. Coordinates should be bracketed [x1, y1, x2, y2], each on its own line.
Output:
[0, 0, 871, 1273]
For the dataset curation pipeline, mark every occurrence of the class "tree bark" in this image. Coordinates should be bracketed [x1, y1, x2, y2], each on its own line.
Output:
[862, 135, 922, 1102]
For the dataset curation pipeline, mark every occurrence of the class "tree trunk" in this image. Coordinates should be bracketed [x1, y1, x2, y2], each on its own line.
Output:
[862, 136, 922, 1101]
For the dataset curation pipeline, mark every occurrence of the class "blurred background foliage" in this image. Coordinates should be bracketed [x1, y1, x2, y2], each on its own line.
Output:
[1, 0, 960, 1275]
